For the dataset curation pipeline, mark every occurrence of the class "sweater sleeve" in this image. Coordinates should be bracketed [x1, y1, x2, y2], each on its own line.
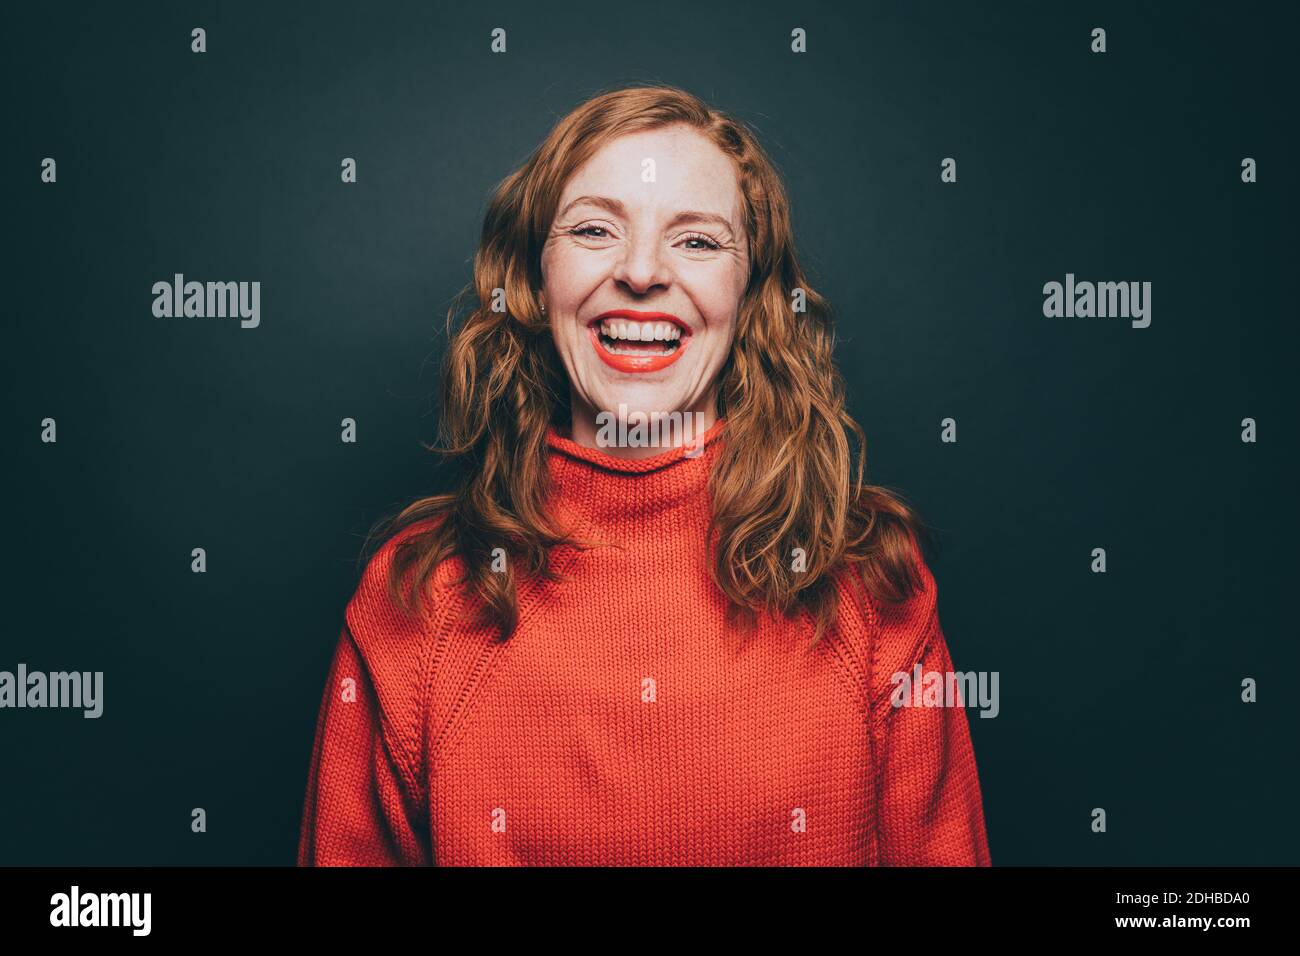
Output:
[870, 549, 992, 866]
[296, 622, 432, 866]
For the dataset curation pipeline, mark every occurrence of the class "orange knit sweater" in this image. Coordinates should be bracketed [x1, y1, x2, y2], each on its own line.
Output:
[297, 419, 991, 866]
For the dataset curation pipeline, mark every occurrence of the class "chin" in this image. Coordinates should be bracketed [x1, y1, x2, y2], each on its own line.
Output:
[591, 385, 692, 420]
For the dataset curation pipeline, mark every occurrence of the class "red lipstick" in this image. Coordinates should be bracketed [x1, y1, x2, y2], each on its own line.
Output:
[588, 310, 691, 374]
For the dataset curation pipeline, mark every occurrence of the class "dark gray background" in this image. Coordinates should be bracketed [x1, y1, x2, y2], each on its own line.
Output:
[3, 0, 1296, 865]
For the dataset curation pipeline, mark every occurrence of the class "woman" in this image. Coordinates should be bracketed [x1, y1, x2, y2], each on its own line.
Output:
[297, 84, 991, 866]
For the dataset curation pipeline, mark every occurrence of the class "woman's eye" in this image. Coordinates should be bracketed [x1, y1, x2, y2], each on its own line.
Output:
[568, 226, 721, 251]
[680, 233, 722, 251]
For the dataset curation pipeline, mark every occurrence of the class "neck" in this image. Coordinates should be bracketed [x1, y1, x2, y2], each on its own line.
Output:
[568, 392, 718, 460]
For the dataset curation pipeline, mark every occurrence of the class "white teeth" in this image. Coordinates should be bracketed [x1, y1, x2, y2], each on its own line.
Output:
[599, 319, 682, 341]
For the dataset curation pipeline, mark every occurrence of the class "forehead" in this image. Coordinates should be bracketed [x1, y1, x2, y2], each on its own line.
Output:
[556, 124, 743, 225]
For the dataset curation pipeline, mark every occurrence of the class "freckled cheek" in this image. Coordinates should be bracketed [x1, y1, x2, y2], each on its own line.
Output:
[684, 263, 745, 332]
[547, 251, 610, 319]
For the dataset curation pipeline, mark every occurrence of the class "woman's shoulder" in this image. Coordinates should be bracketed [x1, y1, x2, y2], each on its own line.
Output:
[346, 516, 464, 626]
[830, 530, 942, 707]
[339, 516, 465, 691]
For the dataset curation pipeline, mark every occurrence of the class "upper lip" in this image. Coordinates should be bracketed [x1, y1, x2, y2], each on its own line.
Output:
[590, 309, 691, 334]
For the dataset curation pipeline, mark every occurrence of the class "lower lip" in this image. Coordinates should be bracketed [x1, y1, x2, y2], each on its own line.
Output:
[587, 323, 689, 373]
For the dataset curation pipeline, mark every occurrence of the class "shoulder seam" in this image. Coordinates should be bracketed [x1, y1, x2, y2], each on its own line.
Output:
[344, 517, 450, 809]
[867, 586, 939, 720]
[340, 617, 427, 805]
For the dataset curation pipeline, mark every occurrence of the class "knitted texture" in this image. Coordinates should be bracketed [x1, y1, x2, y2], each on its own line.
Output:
[297, 419, 992, 866]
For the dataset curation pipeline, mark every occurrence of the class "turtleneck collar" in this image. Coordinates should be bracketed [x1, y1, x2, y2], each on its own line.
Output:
[544, 417, 727, 534]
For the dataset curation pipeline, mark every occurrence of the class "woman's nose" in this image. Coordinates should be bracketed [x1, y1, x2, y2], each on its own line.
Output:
[611, 234, 672, 295]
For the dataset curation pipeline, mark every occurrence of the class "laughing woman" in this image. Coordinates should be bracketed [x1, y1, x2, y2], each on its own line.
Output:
[297, 85, 992, 867]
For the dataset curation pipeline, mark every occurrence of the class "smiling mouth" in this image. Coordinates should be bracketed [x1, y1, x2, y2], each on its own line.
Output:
[587, 311, 691, 373]
[595, 318, 683, 356]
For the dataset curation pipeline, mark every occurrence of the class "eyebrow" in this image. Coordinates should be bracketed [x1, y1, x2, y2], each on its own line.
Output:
[558, 195, 736, 234]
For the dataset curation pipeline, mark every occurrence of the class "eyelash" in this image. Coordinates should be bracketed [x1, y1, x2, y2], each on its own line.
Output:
[569, 225, 722, 252]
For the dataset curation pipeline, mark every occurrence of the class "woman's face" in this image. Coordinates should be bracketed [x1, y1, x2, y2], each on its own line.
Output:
[541, 123, 750, 451]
